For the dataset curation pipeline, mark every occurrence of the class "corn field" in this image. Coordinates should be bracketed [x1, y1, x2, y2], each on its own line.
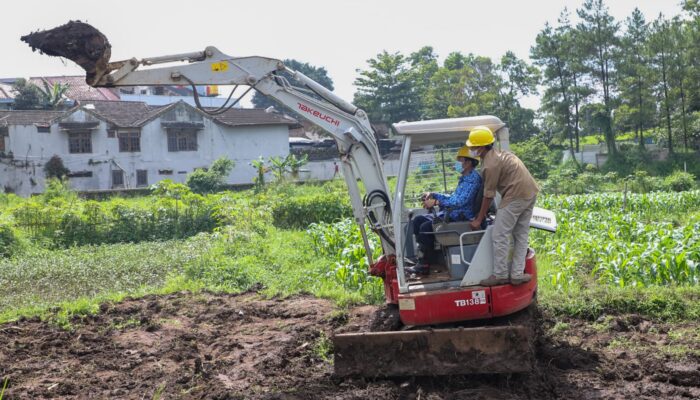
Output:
[533, 190, 700, 288]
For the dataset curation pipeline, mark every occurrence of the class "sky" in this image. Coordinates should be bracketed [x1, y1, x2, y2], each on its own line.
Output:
[0, 0, 685, 110]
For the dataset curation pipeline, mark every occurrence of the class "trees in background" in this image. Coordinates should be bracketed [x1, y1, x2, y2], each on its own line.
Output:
[617, 8, 652, 148]
[355, 47, 539, 140]
[353, 51, 422, 123]
[528, 0, 699, 153]
[247, 0, 699, 153]
[11, 79, 44, 110]
[251, 59, 334, 110]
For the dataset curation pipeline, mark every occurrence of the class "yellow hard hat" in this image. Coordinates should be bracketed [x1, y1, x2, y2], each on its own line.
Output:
[466, 126, 495, 147]
[456, 146, 479, 162]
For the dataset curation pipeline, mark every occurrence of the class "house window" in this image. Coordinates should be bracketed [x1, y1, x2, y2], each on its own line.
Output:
[66, 171, 93, 178]
[167, 129, 197, 152]
[112, 170, 124, 187]
[136, 170, 148, 186]
[0, 137, 4, 153]
[118, 130, 141, 152]
[37, 126, 50, 133]
[68, 131, 92, 154]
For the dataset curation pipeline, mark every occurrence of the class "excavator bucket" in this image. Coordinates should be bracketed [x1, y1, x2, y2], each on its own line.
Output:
[21, 21, 111, 85]
[333, 325, 533, 377]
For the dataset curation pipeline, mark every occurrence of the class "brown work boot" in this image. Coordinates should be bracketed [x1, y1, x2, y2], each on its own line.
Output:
[510, 274, 532, 285]
[479, 275, 509, 286]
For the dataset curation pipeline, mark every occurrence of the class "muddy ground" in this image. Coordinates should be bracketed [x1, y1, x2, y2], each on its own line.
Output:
[1, 292, 698, 399]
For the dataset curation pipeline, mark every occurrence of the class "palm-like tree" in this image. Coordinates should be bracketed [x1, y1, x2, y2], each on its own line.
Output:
[41, 81, 70, 109]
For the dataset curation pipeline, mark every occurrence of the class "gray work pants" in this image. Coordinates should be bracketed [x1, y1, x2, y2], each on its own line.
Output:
[492, 196, 537, 279]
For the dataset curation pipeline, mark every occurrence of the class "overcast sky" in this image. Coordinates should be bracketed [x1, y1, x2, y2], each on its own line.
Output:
[0, 0, 685, 109]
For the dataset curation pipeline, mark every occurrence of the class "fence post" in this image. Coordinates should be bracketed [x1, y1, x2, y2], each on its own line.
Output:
[623, 181, 628, 211]
[440, 149, 447, 193]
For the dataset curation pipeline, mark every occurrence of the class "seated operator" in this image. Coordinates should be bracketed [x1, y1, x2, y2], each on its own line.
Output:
[407, 146, 482, 276]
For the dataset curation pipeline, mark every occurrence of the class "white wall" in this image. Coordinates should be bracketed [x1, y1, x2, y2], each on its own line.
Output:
[0, 108, 289, 196]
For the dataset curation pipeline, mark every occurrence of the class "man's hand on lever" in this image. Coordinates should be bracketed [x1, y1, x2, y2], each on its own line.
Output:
[421, 192, 437, 209]
[470, 196, 494, 230]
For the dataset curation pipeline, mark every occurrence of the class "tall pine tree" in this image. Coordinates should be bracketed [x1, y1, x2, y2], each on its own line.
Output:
[576, 0, 620, 155]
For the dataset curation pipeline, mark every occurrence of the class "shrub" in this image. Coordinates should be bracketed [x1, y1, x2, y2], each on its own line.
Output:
[186, 157, 235, 194]
[626, 171, 664, 193]
[510, 137, 557, 179]
[0, 222, 24, 258]
[663, 171, 696, 192]
[271, 193, 352, 229]
[43, 155, 70, 179]
[8, 182, 220, 248]
[42, 178, 77, 203]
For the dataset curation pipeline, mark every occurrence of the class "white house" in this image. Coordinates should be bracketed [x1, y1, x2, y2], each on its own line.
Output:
[0, 100, 298, 196]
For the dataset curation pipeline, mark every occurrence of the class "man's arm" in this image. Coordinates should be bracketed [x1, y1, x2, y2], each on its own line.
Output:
[470, 196, 494, 230]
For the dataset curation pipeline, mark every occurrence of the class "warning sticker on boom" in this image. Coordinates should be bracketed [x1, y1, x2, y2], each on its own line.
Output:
[211, 61, 229, 72]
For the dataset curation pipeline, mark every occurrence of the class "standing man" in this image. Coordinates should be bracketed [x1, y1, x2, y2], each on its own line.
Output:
[467, 126, 539, 286]
[407, 146, 482, 276]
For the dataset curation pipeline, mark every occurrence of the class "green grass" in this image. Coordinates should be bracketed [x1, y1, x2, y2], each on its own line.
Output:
[0, 220, 384, 325]
[0, 236, 215, 321]
[537, 255, 700, 321]
[0, 184, 698, 327]
[311, 331, 334, 363]
[0, 378, 8, 400]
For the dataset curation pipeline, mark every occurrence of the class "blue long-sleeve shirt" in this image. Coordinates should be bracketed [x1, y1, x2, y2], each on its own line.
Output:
[431, 169, 482, 221]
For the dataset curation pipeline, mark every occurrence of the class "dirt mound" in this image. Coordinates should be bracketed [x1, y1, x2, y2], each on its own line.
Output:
[1, 292, 698, 399]
[21, 21, 111, 84]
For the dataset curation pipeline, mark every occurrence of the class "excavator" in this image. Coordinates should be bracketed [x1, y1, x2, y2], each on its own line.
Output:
[22, 21, 557, 377]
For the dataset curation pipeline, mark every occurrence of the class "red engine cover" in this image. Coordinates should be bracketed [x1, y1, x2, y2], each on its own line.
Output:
[397, 251, 537, 326]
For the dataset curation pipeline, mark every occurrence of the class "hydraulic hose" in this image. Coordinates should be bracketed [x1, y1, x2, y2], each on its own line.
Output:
[363, 189, 395, 248]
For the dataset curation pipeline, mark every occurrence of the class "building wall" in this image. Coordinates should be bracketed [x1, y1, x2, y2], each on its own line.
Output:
[0, 109, 289, 196]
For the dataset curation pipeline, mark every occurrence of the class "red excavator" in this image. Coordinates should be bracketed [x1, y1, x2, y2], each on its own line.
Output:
[22, 21, 556, 377]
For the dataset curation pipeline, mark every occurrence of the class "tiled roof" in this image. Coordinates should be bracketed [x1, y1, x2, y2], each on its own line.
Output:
[81, 100, 161, 127]
[210, 108, 300, 127]
[29, 76, 120, 101]
[0, 100, 298, 130]
[0, 110, 65, 126]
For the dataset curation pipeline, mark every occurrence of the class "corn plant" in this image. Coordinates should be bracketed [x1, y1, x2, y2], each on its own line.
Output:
[307, 218, 382, 291]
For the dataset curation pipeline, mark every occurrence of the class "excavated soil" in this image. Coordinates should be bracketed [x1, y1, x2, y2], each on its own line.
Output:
[1, 292, 699, 399]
